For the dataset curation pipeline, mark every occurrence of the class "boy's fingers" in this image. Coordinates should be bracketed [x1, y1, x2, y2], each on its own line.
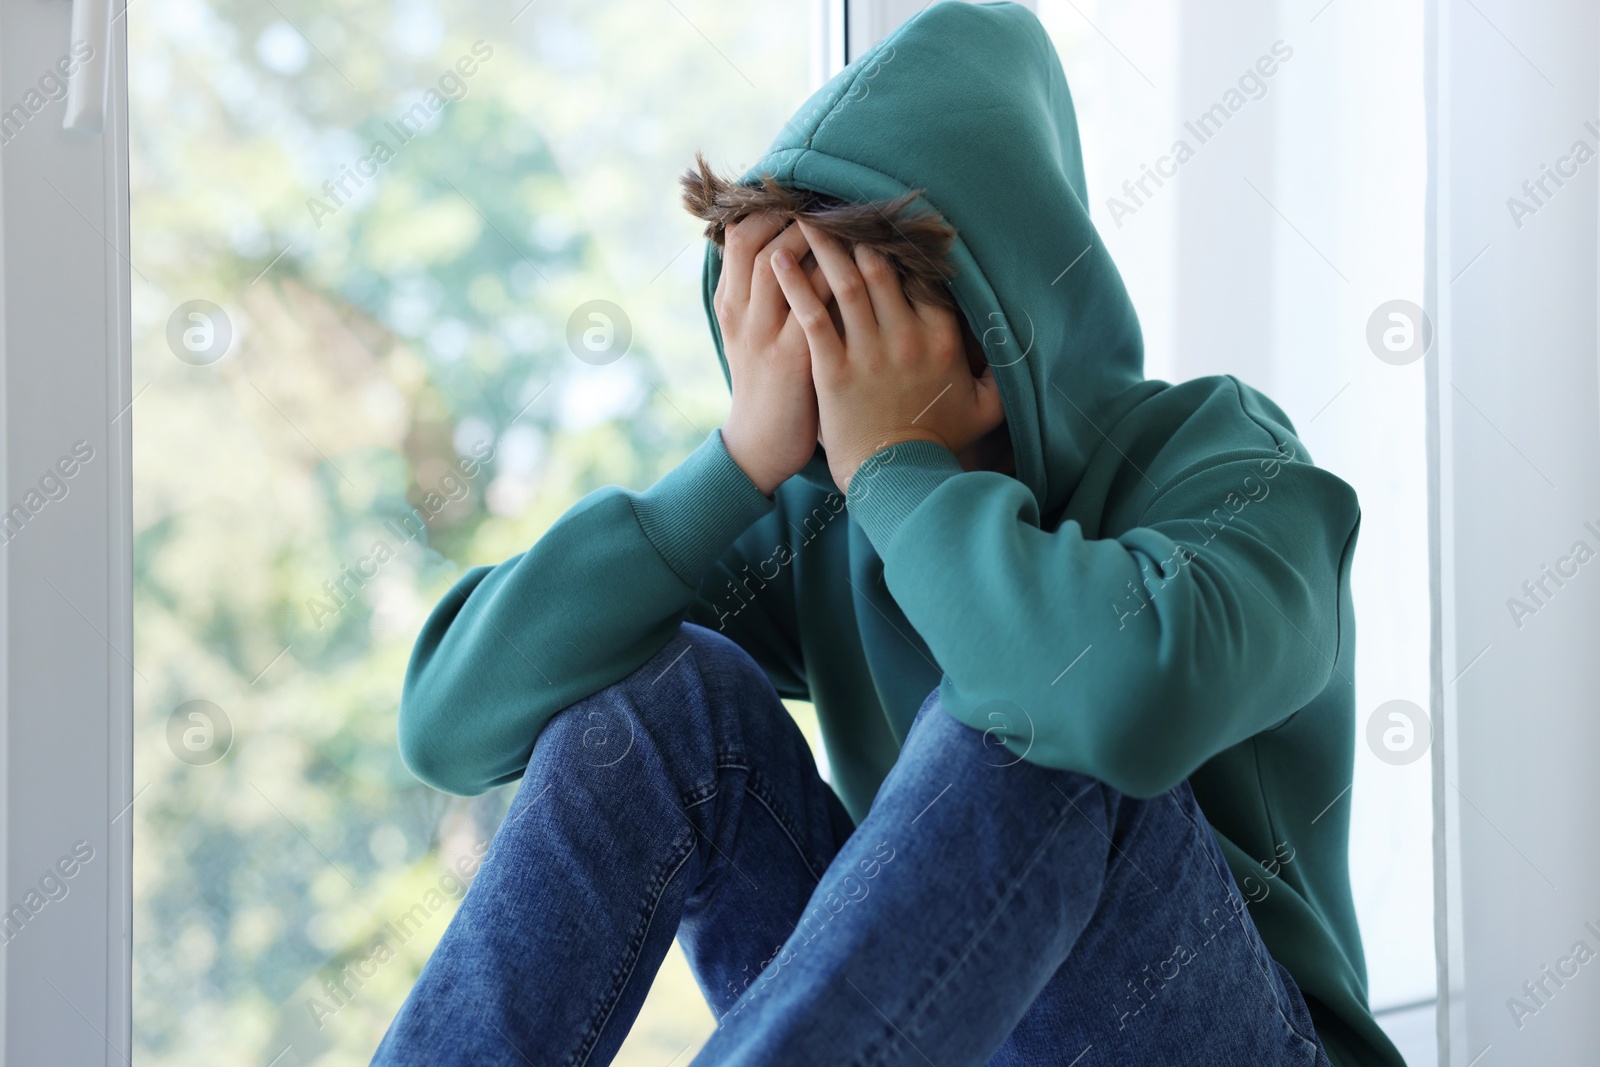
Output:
[853, 246, 916, 331]
[750, 222, 813, 328]
[796, 220, 876, 339]
[720, 213, 786, 310]
[800, 249, 834, 306]
[771, 246, 845, 365]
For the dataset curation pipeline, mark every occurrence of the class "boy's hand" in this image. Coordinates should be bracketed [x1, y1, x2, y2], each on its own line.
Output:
[715, 214, 834, 497]
[772, 220, 1003, 494]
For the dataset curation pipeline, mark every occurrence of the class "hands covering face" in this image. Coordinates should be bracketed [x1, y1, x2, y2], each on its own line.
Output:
[713, 213, 827, 496]
[715, 215, 1004, 497]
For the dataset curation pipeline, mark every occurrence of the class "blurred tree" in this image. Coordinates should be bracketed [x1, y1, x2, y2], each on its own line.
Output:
[130, 1, 811, 1063]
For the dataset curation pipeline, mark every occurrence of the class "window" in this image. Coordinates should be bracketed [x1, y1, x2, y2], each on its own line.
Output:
[129, 2, 815, 1062]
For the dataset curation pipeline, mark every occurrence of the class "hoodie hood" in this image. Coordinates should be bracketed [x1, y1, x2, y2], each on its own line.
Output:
[701, 0, 1147, 516]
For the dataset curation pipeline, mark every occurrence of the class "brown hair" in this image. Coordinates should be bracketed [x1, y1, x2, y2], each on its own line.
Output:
[679, 152, 958, 309]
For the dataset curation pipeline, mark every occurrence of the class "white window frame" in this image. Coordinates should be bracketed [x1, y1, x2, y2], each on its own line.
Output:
[1427, 0, 1600, 1063]
[0, 0, 133, 1063]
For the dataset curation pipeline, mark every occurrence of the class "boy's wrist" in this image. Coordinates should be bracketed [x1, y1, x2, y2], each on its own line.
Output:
[721, 422, 785, 497]
[632, 430, 777, 585]
[845, 439, 966, 555]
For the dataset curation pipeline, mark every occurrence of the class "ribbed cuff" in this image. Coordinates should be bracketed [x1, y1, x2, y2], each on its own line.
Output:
[845, 440, 965, 556]
[632, 429, 776, 584]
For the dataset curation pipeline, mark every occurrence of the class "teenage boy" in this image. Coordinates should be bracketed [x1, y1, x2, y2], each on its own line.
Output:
[373, 4, 1404, 1065]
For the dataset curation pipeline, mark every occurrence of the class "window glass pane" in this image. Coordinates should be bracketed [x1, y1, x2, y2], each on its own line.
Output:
[130, 2, 812, 1062]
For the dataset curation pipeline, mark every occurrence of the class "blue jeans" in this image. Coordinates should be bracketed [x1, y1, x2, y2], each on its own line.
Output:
[373, 624, 1330, 1066]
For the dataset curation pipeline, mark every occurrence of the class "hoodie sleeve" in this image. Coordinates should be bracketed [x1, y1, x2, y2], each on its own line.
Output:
[844, 437, 1359, 799]
[397, 430, 807, 796]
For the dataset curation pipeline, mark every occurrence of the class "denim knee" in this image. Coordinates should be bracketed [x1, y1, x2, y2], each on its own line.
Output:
[529, 624, 783, 792]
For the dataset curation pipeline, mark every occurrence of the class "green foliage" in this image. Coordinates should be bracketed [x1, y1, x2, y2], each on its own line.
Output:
[131, 1, 809, 1062]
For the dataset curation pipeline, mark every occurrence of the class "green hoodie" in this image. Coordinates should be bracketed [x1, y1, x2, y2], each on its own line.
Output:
[398, 3, 1404, 1064]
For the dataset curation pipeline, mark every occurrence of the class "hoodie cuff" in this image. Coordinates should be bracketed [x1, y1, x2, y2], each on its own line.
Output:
[845, 440, 966, 555]
[632, 429, 776, 585]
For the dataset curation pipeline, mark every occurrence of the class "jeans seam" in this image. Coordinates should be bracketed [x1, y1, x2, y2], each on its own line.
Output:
[681, 752, 750, 810]
[743, 770, 829, 882]
[678, 755, 745, 812]
[1274, 960, 1327, 1058]
[858, 786, 1089, 1066]
[567, 830, 697, 1067]
[1168, 791, 1317, 1052]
